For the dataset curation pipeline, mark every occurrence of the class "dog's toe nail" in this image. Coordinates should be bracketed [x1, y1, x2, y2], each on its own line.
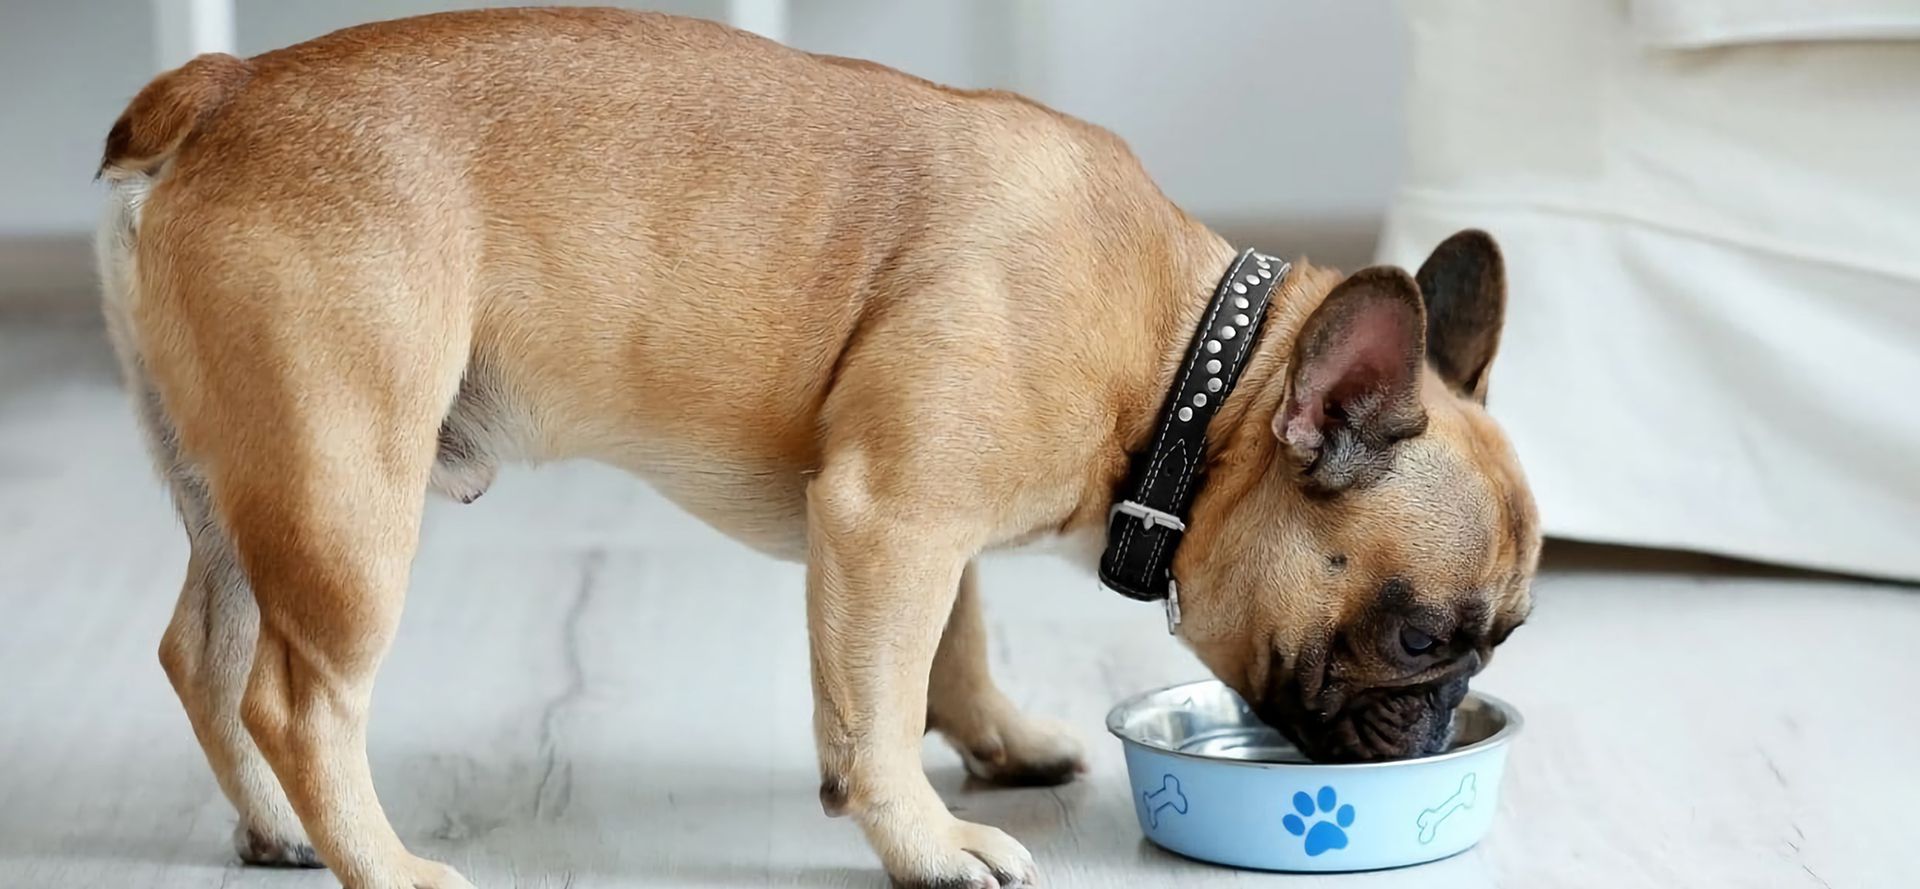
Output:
[988, 866, 1031, 887]
[235, 827, 323, 868]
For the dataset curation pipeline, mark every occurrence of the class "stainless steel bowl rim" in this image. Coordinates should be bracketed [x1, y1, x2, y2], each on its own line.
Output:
[1106, 679, 1523, 771]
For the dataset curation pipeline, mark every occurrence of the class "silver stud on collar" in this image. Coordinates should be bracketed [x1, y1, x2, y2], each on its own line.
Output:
[1231, 282, 1248, 294]
[1244, 274, 1260, 285]
[1206, 340, 1221, 354]
[1220, 326, 1236, 339]
[1192, 393, 1207, 408]
[1257, 267, 1272, 279]
[1234, 296, 1250, 310]
[1177, 406, 1193, 421]
[1206, 358, 1222, 373]
[1207, 377, 1223, 392]
[1233, 313, 1250, 327]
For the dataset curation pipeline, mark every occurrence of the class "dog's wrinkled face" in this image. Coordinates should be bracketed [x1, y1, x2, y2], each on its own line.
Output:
[1177, 231, 1540, 762]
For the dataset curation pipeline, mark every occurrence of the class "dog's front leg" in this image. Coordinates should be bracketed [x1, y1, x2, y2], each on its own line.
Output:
[807, 474, 1037, 889]
[927, 563, 1086, 787]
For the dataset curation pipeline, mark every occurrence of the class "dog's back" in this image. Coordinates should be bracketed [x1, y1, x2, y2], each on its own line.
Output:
[101, 10, 1111, 556]
[97, 8, 1162, 536]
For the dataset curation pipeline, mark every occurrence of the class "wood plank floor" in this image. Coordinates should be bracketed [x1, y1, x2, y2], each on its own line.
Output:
[1, 318, 1913, 888]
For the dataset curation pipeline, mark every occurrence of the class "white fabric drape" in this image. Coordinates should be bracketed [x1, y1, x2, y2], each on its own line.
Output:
[1379, 0, 1920, 580]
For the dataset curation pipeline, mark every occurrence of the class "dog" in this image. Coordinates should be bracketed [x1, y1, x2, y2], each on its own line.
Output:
[96, 9, 1539, 888]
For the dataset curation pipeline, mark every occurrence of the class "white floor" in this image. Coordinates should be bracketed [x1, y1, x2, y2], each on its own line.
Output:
[1, 317, 1914, 889]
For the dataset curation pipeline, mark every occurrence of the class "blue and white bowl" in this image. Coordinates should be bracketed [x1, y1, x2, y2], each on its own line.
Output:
[1107, 680, 1520, 872]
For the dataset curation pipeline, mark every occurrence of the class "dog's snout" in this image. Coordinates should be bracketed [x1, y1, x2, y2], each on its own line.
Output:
[1263, 673, 1472, 763]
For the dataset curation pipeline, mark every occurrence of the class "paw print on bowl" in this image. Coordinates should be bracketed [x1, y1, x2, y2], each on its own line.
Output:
[1282, 786, 1356, 856]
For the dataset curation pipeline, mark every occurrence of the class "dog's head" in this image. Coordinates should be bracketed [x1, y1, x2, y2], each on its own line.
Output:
[1176, 230, 1539, 762]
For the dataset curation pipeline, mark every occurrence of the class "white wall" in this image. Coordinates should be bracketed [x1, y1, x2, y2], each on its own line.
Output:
[1029, 1, 1405, 224]
[0, 1, 1403, 296]
[0, 0, 156, 236]
[745, 1, 1407, 228]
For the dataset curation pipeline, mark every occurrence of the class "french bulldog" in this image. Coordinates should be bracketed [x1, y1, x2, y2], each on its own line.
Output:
[96, 9, 1538, 889]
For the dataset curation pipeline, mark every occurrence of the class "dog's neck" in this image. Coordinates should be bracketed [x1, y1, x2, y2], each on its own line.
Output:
[1060, 220, 1309, 543]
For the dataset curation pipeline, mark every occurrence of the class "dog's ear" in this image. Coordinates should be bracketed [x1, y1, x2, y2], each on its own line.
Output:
[1275, 267, 1429, 492]
[1415, 229, 1506, 402]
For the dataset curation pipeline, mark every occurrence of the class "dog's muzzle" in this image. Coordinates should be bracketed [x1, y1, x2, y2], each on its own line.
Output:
[1261, 674, 1471, 763]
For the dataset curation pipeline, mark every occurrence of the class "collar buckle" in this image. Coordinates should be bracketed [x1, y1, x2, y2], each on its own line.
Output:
[1109, 499, 1188, 533]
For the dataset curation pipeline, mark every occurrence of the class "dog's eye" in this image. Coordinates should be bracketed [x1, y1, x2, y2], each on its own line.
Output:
[1400, 626, 1438, 657]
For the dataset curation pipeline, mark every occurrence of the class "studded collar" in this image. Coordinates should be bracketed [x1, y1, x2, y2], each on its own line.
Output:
[1099, 249, 1291, 630]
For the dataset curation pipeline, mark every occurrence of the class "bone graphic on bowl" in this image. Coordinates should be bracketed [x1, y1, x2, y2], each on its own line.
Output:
[1142, 774, 1189, 828]
[1415, 773, 1477, 844]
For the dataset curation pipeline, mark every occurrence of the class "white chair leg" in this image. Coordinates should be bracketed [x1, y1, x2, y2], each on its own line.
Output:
[152, 0, 235, 70]
[725, 0, 789, 44]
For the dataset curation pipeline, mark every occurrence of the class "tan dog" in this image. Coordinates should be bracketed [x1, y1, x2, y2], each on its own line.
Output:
[96, 9, 1539, 889]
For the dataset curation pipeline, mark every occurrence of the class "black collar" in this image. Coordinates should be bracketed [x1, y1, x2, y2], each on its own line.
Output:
[1099, 248, 1290, 629]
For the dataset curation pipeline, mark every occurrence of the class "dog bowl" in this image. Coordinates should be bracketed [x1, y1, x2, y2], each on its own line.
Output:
[1107, 680, 1520, 872]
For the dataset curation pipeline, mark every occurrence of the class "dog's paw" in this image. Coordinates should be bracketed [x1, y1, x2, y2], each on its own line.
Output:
[233, 823, 323, 868]
[406, 855, 479, 889]
[875, 813, 1037, 889]
[950, 713, 1086, 788]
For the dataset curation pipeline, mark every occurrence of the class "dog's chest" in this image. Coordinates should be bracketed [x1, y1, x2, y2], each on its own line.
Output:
[622, 456, 814, 562]
[997, 523, 1105, 568]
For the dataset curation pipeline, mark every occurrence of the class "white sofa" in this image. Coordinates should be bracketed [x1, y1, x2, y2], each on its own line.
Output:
[1378, 0, 1920, 580]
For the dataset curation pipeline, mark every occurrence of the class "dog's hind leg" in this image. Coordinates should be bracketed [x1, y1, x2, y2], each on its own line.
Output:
[102, 55, 473, 886]
[133, 257, 474, 889]
[154, 426, 323, 867]
[102, 179, 318, 867]
[926, 562, 1086, 787]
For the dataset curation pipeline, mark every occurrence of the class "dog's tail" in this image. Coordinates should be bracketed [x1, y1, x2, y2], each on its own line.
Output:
[99, 52, 252, 180]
